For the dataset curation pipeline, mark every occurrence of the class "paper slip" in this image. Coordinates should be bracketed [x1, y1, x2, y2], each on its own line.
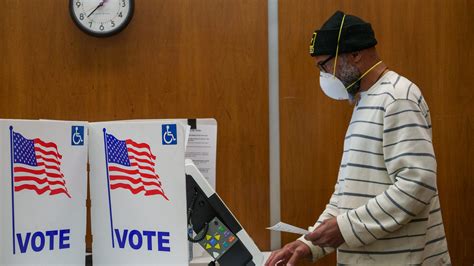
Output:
[267, 222, 310, 235]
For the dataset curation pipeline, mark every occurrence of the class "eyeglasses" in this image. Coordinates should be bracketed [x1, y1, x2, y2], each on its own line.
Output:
[317, 55, 335, 73]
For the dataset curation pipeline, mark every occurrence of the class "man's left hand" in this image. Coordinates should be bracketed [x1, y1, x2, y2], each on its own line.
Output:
[304, 217, 345, 248]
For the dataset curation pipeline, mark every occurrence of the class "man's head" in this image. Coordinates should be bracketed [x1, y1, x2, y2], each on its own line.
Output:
[310, 11, 379, 100]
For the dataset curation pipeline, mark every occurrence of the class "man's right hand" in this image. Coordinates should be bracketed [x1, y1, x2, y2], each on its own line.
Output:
[265, 240, 311, 266]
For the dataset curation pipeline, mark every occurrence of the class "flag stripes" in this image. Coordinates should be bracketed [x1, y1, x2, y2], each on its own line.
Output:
[106, 133, 168, 200]
[12, 131, 71, 198]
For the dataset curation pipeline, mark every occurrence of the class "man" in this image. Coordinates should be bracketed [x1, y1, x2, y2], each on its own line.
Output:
[266, 11, 451, 265]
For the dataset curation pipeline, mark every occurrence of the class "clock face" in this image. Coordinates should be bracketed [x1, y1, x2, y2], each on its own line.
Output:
[70, 0, 134, 37]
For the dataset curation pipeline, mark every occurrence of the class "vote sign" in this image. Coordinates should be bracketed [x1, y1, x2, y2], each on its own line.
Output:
[0, 120, 88, 265]
[89, 121, 188, 265]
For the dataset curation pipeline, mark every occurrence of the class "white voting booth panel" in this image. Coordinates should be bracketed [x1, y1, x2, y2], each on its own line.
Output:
[89, 121, 188, 265]
[0, 119, 88, 265]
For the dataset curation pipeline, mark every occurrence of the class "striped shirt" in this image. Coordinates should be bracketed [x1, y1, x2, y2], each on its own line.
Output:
[298, 71, 451, 265]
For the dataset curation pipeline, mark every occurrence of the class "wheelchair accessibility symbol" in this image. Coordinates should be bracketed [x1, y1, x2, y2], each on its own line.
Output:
[162, 124, 177, 145]
[71, 126, 85, 146]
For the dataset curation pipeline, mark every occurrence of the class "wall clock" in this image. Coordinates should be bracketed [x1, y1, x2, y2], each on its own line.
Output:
[70, 0, 134, 37]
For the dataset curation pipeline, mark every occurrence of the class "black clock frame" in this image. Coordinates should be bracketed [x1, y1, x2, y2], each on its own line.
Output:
[69, 0, 134, 38]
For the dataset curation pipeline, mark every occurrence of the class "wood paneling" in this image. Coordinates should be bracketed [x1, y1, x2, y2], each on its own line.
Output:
[279, 0, 473, 265]
[0, 0, 269, 251]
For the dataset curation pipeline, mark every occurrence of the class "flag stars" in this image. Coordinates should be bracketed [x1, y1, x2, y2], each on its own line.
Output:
[13, 132, 37, 166]
[107, 134, 131, 166]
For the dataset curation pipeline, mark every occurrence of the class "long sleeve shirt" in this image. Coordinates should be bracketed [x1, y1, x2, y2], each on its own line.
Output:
[298, 71, 451, 265]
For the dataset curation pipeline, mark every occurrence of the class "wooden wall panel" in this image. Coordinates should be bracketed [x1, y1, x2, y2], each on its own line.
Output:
[0, 0, 269, 251]
[279, 0, 473, 265]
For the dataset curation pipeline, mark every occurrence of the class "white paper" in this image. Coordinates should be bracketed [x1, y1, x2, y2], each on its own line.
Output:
[267, 222, 309, 235]
[184, 119, 217, 189]
[184, 125, 191, 150]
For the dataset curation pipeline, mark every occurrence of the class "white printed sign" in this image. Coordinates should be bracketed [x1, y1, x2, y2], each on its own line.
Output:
[184, 119, 218, 189]
[89, 121, 188, 265]
[0, 119, 88, 265]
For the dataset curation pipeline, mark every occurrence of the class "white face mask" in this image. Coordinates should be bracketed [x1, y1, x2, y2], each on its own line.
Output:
[319, 60, 383, 101]
[319, 71, 350, 100]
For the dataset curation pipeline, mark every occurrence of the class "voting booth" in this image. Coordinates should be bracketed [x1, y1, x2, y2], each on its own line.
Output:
[0, 118, 263, 265]
[0, 119, 88, 265]
[89, 121, 189, 265]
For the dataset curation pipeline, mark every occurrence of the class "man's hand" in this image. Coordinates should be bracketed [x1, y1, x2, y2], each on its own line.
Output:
[304, 217, 344, 248]
[265, 240, 311, 266]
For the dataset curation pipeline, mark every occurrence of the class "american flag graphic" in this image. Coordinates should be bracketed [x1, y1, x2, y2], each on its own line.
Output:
[106, 133, 169, 200]
[12, 131, 71, 198]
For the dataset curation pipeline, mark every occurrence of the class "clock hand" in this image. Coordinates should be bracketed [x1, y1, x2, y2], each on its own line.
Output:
[87, 1, 105, 18]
